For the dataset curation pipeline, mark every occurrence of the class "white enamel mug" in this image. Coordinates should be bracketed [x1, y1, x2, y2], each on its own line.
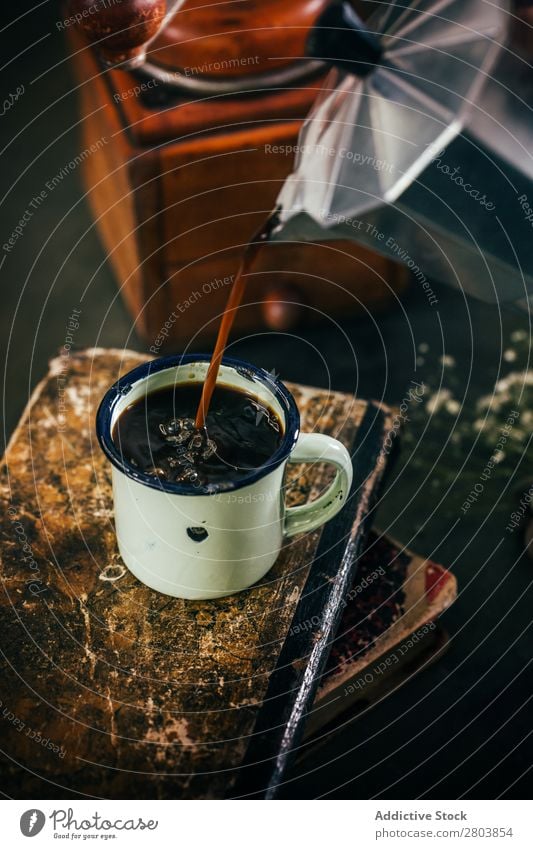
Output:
[97, 354, 353, 600]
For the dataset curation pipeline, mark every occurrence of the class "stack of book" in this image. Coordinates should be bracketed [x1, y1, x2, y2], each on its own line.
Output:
[306, 531, 456, 738]
[0, 348, 456, 799]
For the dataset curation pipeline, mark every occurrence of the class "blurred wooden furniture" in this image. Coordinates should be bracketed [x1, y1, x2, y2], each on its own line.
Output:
[67, 0, 410, 348]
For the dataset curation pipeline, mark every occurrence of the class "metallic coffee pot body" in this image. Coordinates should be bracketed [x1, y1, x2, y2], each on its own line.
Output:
[274, 0, 533, 306]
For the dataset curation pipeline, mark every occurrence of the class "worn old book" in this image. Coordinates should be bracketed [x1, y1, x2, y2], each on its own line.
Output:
[304, 532, 457, 740]
[0, 348, 396, 800]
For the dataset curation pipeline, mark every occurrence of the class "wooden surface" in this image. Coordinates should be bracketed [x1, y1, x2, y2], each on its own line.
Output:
[0, 348, 394, 799]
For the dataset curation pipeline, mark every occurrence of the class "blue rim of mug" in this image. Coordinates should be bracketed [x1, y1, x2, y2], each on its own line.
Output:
[96, 353, 300, 496]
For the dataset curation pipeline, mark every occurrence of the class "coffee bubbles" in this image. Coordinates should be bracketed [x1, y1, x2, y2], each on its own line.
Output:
[113, 383, 282, 489]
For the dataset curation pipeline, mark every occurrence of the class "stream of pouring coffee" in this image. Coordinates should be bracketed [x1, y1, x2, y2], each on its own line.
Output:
[194, 210, 281, 430]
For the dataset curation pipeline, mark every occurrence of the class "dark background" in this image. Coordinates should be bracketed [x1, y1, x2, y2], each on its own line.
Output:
[0, 2, 531, 799]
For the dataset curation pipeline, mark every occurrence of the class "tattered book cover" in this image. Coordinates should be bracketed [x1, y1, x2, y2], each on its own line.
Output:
[0, 348, 396, 799]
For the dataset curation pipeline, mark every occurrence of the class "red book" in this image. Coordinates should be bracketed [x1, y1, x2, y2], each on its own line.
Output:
[305, 531, 457, 737]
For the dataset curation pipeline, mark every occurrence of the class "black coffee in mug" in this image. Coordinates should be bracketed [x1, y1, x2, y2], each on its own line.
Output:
[112, 382, 283, 488]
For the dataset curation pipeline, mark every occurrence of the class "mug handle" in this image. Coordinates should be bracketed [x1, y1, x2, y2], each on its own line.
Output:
[284, 433, 353, 538]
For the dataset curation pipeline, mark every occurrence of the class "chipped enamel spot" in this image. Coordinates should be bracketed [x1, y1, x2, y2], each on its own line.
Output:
[99, 564, 127, 582]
